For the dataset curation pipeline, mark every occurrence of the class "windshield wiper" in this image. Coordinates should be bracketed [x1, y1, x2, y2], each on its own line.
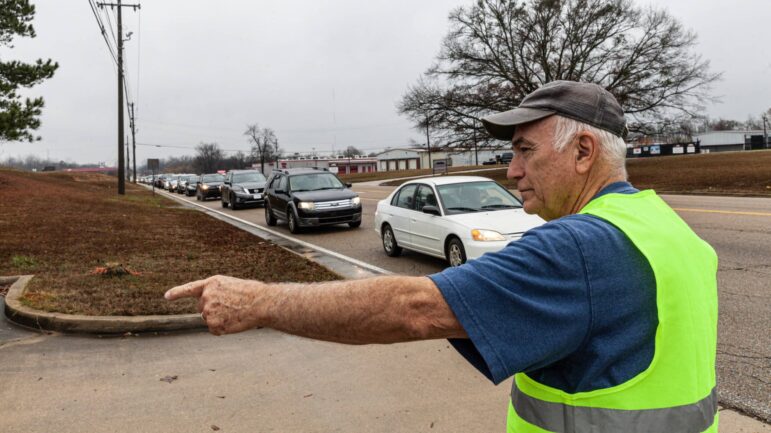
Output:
[481, 204, 522, 209]
[446, 207, 480, 212]
[315, 187, 343, 190]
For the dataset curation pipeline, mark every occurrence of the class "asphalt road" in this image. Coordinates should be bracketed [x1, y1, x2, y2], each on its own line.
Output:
[162, 184, 771, 423]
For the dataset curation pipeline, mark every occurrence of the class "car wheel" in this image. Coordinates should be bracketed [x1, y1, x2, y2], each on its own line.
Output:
[265, 204, 277, 226]
[348, 220, 361, 228]
[230, 194, 240, 210]
[382, 224, 402, 257]
[446, 238, 467, 267]
[221, 197, 228, 208]
[287, 209, 301, 234]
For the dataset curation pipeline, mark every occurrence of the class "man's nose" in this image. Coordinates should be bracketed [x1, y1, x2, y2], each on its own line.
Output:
[506, 156, 523, 180]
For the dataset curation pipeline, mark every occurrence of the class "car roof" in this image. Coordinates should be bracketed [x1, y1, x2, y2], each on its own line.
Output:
[403, 175, 496, 186]
[229, 169, 262, 173]
[277, 168, 330, 175]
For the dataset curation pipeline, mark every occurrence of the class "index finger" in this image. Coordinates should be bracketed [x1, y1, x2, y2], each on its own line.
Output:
[165, 279, 208, 301]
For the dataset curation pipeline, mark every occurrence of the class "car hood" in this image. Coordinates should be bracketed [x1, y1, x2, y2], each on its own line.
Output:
[234, 181, 266, 189]
[292, 189, 357, 202]
[444, 208, 544, 235]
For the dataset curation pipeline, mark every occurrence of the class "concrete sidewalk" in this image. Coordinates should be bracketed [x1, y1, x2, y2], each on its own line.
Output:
[1, 324, 768, 433]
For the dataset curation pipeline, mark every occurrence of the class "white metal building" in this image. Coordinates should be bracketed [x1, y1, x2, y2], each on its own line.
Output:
[694, 130, 769, 153]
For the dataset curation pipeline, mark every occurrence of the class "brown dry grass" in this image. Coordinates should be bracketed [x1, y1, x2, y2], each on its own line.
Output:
[379, 150, 771, 196]
[0, 169, 339, 316]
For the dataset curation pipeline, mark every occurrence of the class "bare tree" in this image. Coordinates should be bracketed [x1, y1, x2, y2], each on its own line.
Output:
[194, 142, 223, 174]
[341, 146, 363, 158]
[398, 0, 721, 146]
[245, 124, 280, 173]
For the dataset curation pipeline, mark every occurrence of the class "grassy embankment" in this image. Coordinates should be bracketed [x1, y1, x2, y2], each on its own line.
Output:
[0, 170, 339, 315]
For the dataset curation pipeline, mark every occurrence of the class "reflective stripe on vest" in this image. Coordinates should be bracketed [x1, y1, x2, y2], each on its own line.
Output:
[511, 383, 718, 433]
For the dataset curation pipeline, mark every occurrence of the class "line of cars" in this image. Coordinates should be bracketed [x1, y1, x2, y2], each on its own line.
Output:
[141, 171, 544, 268]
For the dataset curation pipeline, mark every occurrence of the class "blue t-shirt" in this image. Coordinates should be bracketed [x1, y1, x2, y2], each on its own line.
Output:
[429, 182, 657, 393]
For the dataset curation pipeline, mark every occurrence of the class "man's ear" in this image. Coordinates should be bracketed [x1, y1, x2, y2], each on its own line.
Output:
[574, 131, 600, 175]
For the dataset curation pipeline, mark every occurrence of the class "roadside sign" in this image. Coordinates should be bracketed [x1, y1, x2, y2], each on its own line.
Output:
[432, 159, 448, 175]
[147, 159, 159, 171]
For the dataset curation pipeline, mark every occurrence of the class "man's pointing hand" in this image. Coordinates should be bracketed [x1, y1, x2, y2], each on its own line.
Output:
[165, 275, 265, 336]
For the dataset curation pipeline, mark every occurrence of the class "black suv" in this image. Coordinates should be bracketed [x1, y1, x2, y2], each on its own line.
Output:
[264, 168, 362, 233]
[221, 170, 267, 210]
[196, 173, 225, 201]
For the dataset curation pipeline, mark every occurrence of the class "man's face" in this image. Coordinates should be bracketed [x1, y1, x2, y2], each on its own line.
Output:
[506, 116, 576, 221]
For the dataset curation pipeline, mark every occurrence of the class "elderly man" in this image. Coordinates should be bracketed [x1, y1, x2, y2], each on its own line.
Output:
[166, 81, 718, 433]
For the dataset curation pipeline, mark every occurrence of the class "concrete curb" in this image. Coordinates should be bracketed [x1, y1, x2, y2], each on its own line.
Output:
[3, 275, 206, 334]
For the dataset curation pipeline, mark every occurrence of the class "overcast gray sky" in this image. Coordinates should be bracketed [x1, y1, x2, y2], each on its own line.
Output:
[1, 0, 769, 165]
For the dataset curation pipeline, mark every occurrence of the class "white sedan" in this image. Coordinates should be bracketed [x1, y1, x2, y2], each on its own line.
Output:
[374, 176, 545, 267]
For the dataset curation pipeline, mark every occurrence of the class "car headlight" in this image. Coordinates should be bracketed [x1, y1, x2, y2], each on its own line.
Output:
[298, 201, 315, 210]
[471, 229, 506, 242]
[352, 196, 361, 206]
[202, 184, 209, 190]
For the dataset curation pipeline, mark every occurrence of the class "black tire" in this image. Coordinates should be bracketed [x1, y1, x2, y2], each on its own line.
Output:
[382, 224, 402, 257]
[287, 209, 301, 234]
[348, 220, 362, 228]
[446, 237, 467, 267]
[230, 194, 240, 210]
[265, 204, 277, 226]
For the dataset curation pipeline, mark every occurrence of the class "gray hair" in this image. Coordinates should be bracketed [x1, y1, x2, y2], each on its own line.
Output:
[553, 116, 628, 179]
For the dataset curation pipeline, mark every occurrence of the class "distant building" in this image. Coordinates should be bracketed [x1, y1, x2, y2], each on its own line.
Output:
[274, 157, 378, 175]
[375, 148, 510, 171]
[694, 130, 770, 153]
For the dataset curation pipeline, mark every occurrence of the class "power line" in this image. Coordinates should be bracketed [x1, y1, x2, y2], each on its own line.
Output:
[88, 0, 118, 66]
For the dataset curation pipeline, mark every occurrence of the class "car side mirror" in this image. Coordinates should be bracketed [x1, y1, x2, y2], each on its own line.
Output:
[422, 205, 441, 216]
[345, 182, 352, 188]
[224, 181, 231, 185]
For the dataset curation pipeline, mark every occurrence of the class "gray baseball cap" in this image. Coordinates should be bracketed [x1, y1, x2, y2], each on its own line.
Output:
[481, 80, 627, 140]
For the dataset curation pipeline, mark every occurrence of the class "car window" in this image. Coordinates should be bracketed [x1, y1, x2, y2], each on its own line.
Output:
[437, 181, 522, 214]
[289, 173, 344, 191]
[202, 174, 223, 182]
[233, 172, 266, 183]
[415, 184, 438, 212]
[278, 175, 288, 191]
[394, 184, 418, 210]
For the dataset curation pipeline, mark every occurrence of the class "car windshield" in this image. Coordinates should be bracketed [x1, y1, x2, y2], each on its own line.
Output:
[289, 173, 345, 191]
[233, 172, 266, 183]
[202, 174, 224, 182]
[185, 175, 198, 182]
[437, 181, 522, 215]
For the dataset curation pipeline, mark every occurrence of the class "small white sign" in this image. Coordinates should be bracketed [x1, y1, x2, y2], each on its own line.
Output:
[673, 146, 684, 154]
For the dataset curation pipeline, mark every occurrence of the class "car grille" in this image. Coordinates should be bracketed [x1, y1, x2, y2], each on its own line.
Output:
[248, 188, 264, 194]
[314, 199, 354, 210]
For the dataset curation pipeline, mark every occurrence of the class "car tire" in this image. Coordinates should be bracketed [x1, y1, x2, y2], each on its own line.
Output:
[446, 237, 467, 267]
[230, 194, 240, 210]
[265, 204, 277, 226]
[382, 224, 402, 257]
[287, 209, 301, 234]
[348, 220, 362, 228]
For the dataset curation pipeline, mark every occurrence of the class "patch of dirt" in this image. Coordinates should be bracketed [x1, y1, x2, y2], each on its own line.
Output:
[0, 170, 340, 316]
[0, 283, 9, 298]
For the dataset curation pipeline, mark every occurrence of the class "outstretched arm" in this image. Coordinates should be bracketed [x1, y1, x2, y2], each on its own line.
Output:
[165, 275, 467, 344]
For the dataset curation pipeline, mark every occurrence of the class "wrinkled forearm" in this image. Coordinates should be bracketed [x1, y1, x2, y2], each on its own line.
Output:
[254, 276, 467, 344]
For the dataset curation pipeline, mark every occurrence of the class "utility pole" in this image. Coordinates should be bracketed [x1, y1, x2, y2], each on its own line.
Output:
[473, 119, 479, 166]
[129, 102, 137, 182]
[763, 114, 769, 149]
[425, 117, 432, 171]
[98, 0, 140, 194]
[126, 135, 130, 182]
